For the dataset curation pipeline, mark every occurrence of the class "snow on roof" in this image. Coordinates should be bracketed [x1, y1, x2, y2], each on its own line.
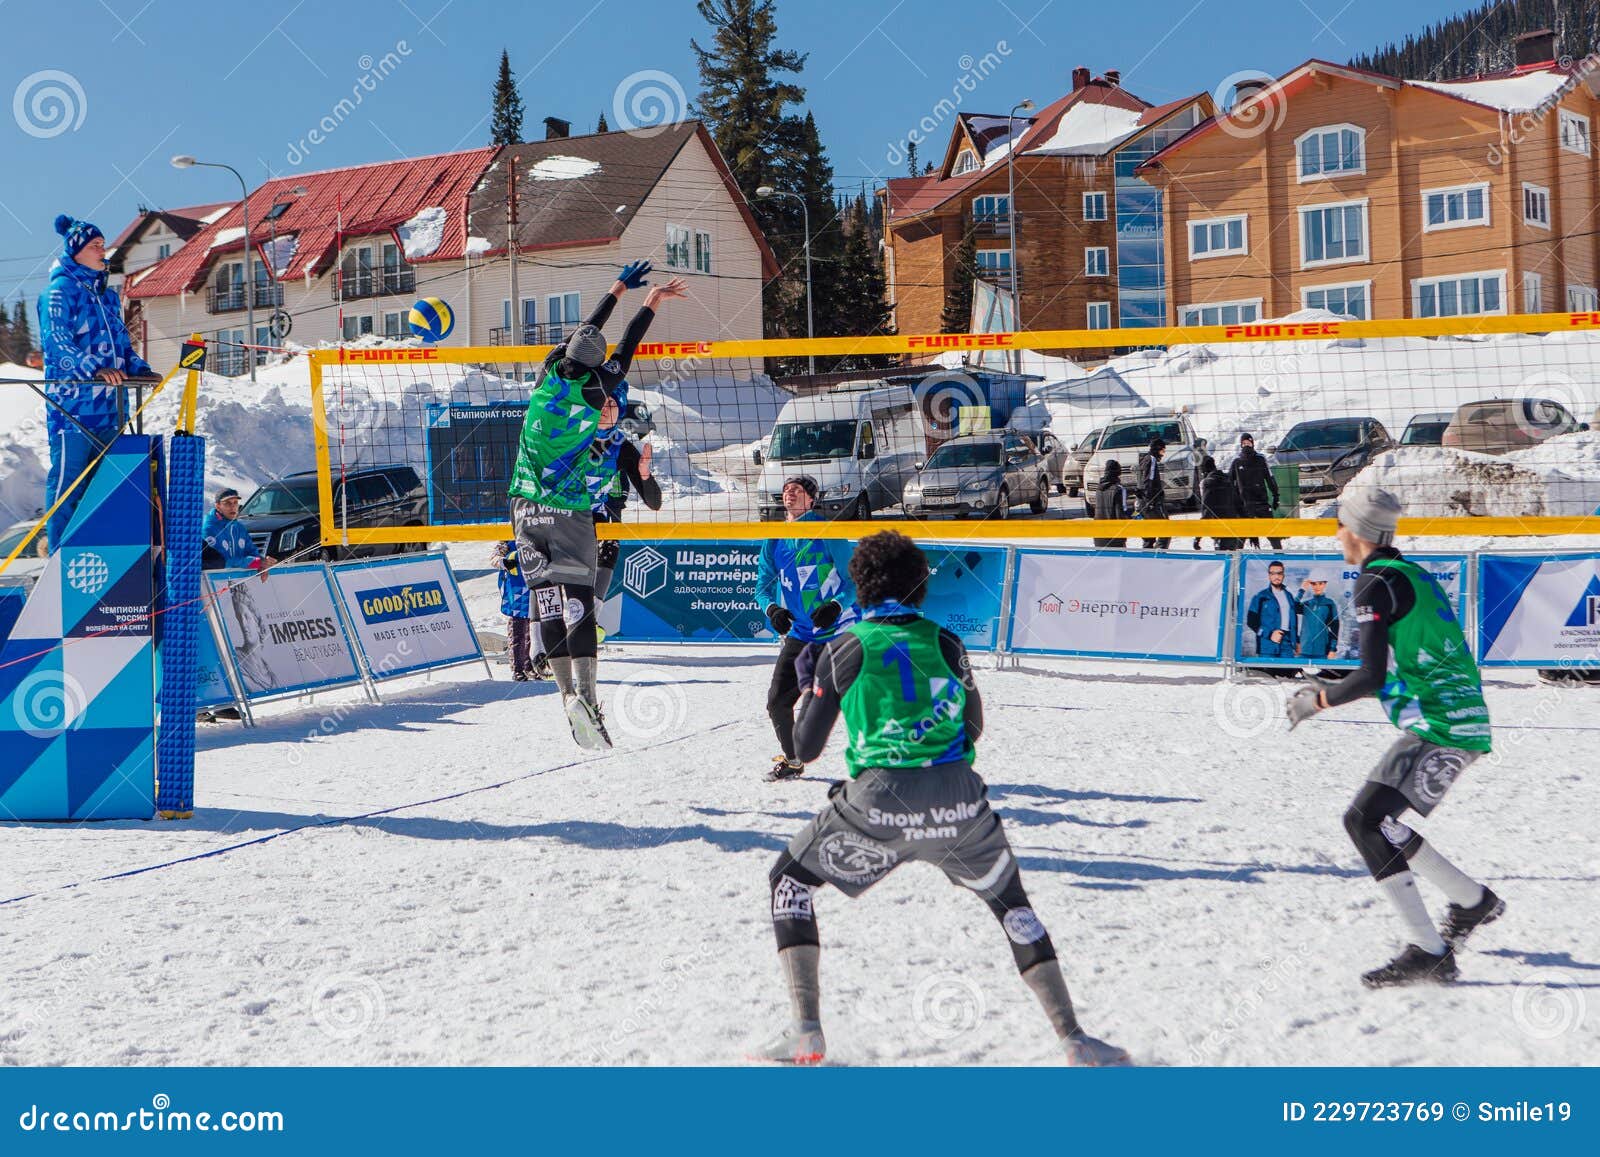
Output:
[200, 205, 232, 225]
[262, 234, 298, 278]
[208, 226, 246, 250]
[396, 206, 447, 260]
[1410, 69, 1571, 112]
[465, 235, 491, 256]
[1025, 101, 1145, 156]
[529, 155, 602, 181]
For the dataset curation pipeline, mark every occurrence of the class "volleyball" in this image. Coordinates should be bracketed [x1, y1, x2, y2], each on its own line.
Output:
[408, 297, 455, 342]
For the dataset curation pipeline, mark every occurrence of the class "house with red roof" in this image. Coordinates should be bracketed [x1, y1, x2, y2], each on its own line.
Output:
[119, 121, 774, 375]
[879, 67, 1212, 344]
[1138, 29, 1600, 324]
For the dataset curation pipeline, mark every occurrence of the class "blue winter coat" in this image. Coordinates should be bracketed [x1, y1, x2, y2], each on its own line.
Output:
[755, 512, 858, 642]
[201, 509, 263, 570]
[37, 256, 153, 437]
[1296, 593, 1340, 657]
[1245, 583, 1299, 647]
[496, 541, 531, 618]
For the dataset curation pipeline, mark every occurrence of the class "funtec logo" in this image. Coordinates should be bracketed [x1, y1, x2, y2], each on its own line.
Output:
[357, 582, 447, 624]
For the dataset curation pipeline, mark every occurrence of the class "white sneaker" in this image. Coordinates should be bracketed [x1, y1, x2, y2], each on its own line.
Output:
[748, 1021, 826, 1065]
[1063, 1031, 1131, 1067]
[564, 695, 612, 751]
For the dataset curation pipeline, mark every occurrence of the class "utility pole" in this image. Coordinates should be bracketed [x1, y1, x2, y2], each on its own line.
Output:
[506, 155, 521, 377]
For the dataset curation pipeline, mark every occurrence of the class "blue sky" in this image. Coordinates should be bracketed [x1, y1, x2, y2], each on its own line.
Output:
[1, 0, 1471, 309]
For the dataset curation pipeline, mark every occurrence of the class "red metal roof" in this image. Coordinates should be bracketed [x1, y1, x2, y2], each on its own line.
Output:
[127, 148, 498, 299]
[107, 201, 233, 251]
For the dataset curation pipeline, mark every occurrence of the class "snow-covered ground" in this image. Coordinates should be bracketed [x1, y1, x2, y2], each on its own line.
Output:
[1, 550, 1595, 1065]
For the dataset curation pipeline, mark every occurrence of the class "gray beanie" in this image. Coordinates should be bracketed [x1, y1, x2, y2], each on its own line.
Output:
[565, 324, 608, 371]
[1336, 486, 1402, 546]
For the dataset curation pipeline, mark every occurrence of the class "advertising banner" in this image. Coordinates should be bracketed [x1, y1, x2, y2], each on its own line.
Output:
[1234, 553, 1469, 668]
[195, 613, 234, 709]
[1006, 549, 1230, 662]
[330, 552, 482, 680]
[203, 564, 362, 700]
[1477, 552, 1600, 667]
[597, 540, 1009, 651]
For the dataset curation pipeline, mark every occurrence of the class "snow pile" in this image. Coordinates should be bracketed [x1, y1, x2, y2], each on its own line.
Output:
[630, 376, 788, 454]
[1411, 71, 1570, 113]
[1348, 432, 1600, 519]
[465, 235, 492, 257]
[528, 156, 601, 181]
[208, 226, 246, 250]
[1026, 102, 1144, 155]
[396, 207, 447, 260]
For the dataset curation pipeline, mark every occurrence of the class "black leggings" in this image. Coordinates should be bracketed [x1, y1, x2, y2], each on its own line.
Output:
[534, 582, 598, 660]
[767, 849, 1057, 974]
[766, 636, 810, 759]
[1343, 782, 1423, 881]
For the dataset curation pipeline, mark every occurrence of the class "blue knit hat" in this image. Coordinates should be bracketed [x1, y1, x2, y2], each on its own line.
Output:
[54, 213, 104, 258]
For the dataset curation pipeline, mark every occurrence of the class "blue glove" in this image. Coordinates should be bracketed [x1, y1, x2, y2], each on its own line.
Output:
[618, 260, 652, 289]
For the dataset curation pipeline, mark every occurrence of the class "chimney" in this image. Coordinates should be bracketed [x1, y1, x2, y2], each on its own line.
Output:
[543, 116, 571, 140]
[1232, 77, 1271, 106]
[1104, 69, 1121, 87]
[1515, 28, 1556, 67]
[1071, 66, 1090, 91]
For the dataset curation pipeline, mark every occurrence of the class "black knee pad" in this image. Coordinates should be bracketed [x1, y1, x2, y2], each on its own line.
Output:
[1344, 785, 1413, 881]
[562, 584, 598, 658]
[770, 850, 823, 951]
[980, 870, 1057, 973]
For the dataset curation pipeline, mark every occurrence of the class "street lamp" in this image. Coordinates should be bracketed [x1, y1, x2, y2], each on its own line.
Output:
[1006, 100, 1035, 334]
[173, 154, 256, 381]
[756, 185, 814, 375]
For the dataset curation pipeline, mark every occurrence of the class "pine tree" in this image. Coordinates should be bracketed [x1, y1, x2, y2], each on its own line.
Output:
[9, 298, 34, 361]
[692, 0, 807, 203]
[835, 198, 894, 364]
[0, 307, 12, 364]
[906, 140, 919, 178]
[596, 110, 609, 133]
[489, 50, 524, 146]
[923, 160, 935, 176]
[941, 232, 977, 333]
[1348, 0, 1599, 79]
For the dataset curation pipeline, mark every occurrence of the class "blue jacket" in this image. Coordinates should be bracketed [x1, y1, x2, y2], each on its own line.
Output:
[756, 512, 858, 642]
[1245, 583, 1299, 647]
[495, 541, 530, 618]
[37, 256, 153, 437]
[201, 510, 263, 570]
[1296, 593, 1340, 657]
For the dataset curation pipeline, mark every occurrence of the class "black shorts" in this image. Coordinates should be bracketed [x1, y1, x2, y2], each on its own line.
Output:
[511, 497, 596, 587]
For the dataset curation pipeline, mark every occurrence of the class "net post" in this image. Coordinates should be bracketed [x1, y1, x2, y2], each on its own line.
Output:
[156, 427, 206, 820]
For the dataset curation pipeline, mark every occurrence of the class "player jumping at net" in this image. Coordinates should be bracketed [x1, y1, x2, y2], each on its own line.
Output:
[588, 382, 663, 624]
[756, 476, 856, 781]
[509, 260, 687, 749]
[756, 530, 1130, 1066]
[1286, 487, 1502, 988]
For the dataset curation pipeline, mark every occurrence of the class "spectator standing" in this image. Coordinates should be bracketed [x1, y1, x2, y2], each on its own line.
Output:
[492, 540, 534, 681]
[1092, 459, 1129, 549]
[1229, 433, 1282, 549]
[1196, 455, 1243, 551]
[1137, 436, 1170, 549]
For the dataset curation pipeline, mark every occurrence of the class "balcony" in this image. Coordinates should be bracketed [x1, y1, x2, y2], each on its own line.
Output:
[333, 268, 417, 301]
[975, 265, 1020, 291]
[969, 211, 1018, 237]
[489, 322, 573, 346]
[207, 282, 285, 313]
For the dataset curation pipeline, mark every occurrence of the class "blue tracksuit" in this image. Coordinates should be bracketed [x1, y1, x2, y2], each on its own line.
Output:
[201, 510, 263, 571]
[755, 512, 857, 643]
[38, 255, 153, 547]
[1246, 583, 1299, 657]
[1295, 592, 1340, 657]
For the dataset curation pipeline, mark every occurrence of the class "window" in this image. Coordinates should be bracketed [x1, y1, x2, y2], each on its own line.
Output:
[1523, 183, 1551, 229]
[1412, 271, 1504, 318]
[1082, 191, 1107, 221]
[974, 249, 1011, 275]
[546, 292, 581, 341]
[1085, 246, 1109, 277]
[382, 311, 404, 337]
[1178, 299, 1261, 326]
[1302, 281, 1370, 320]
[953, 149, 978, 175]
[1189, 215, 1247, 259]
[1523, 272, 1543, 313]
[972, 194, 1009, 224]
[341, 246, 374, 296]
[1560, 109, 1590, 156]
[694, 230, 712, 273]
[157, 242, 172, 260]
[341, 314, 375, 340]
[1299, 200, 1368, 267]
[666, 224, 692, 268]
[1086, 301, 1111, 329]
[1566, 285, 1598, 312]
[1296, 124, 1365, 180]
[1423, 183, 1489, 231]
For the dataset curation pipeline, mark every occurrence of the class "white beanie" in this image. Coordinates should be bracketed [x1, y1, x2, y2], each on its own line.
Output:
[1337, 486, 1402, 546]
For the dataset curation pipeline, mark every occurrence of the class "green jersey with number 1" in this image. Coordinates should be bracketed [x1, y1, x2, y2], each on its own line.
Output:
[839, 617, 972, 777]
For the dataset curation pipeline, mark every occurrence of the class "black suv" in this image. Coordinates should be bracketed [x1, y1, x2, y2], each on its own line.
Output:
[237, 465, 428, 561]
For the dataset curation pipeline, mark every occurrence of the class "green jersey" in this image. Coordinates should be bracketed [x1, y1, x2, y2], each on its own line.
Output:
[840, 617, 973, 776]
[1369, 556, 1491, 752]
[509, 368, 601, 511]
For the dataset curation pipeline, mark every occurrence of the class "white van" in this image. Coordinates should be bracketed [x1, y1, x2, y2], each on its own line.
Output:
[753, 381, 922, 519]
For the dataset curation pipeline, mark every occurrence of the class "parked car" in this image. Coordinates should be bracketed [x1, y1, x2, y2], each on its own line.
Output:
[1268, 417, 1393, 501]
[1400, 411, 1454, 446]
[0, 520, 48, 589]
[1030, 430, 1072, 494]
[237, 464, 428, 561]
[1061, 426, 1105, 497]
[753, 381, 921, 520]
[902, 431, 1051, 520]
[1081, 409, 1201, 515]
[1440, 397, 1588, 455]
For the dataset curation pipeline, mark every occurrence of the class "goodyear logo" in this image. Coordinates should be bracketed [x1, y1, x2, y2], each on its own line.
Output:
[358, 581, 447, 624]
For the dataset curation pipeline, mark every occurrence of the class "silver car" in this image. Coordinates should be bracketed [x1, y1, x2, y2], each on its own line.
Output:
[1268, 417, 1392, 501]
[902, 432, 1051, 520]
